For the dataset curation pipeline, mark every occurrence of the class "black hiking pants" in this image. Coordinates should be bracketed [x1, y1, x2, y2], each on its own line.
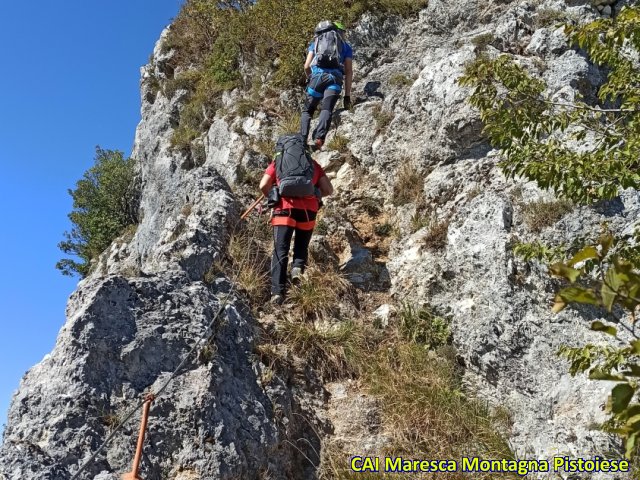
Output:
[300, 72, 342, 143]
[271, 209, 317, 296]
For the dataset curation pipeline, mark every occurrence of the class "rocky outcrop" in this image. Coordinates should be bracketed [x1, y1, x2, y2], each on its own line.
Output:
[1, 0, 637, 478]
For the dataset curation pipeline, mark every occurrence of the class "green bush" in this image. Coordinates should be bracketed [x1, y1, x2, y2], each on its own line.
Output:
[398, 303, 450, 348]
[57, 148, 138, 277]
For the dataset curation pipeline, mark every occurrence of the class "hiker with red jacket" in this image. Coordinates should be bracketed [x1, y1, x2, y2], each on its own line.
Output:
[259, 134, 334, 305]
[301, 20, 353, 151]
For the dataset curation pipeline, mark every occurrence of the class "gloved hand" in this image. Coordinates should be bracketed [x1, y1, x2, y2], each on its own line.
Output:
[343, 95, 351, 110]
[314, 187, 324, 209]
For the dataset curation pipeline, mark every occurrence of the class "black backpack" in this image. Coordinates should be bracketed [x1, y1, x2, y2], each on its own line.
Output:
[313, 30, 343, 70]
[274, 134, 315, 197]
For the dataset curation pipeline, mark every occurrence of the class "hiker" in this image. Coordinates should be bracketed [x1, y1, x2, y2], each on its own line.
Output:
[300, 20, 353, 151]
[259, 134, 334, 304]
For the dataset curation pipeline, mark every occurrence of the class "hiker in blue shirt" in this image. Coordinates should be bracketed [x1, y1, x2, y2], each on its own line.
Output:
[300, 20, 353, 151]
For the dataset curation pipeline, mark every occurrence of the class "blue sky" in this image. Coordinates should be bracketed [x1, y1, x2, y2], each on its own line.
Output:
[0, 0, 182, 430]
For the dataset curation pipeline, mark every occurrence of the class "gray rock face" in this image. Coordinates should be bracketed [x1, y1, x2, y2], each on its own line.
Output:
[1, 1, 637, 478]
[0, 29, 322, 480]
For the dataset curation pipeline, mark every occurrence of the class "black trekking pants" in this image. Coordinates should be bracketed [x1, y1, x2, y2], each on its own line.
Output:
[300, 72, 342, 143]
[271, 209, 317, 295]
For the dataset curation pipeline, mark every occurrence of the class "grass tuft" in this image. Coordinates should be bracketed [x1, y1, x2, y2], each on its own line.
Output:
[287, 265, 351, 320]
[520, 198, 573, 233]
[327, 134, 350, 153]
[398, 303, 450, 348]
[423, 216, 450, 251]
[372, 104, 395, 133]
[278, 320, 364, 380]
[276, 109, 302, 136]
[392, 162, 423, 206]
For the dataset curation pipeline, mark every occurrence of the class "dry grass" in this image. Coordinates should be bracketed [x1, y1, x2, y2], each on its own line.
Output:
[423, 216, 450, 250]
[276, 109, 302, 136]
[389, 72, 415, 87]
[356, 345, 513, 479]
[392, 162, 423, 206]
[221, 217, 272, 304]
[287, 265, 351, 320]
[277, 320, 365, 380]
[326, 134, 350, 153]
[520, 198, 573, 233]
[318, 336, 514, 480]
[471, 32, 495, 51]
[372, 104, 394, 133]
[254, 136, 276, 158]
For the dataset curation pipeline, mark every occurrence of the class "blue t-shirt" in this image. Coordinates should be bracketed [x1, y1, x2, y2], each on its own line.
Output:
[308, 38, 353, 76]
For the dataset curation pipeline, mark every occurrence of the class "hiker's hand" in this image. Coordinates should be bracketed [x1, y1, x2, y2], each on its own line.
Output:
[343, 95, 351, 110]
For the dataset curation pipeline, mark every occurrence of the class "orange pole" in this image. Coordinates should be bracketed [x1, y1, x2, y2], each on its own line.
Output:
[123, 394, 155, 480]
[241, 194, 265, 220]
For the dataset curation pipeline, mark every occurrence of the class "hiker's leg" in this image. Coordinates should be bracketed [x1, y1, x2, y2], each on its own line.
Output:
[291, 210, 317, 272]
[301, 95, 321, 142]
[292, 228, 314, 272]
[271, 225, 294, 295]
[301, 74, 325, 142]
[314, 89, 340, 142]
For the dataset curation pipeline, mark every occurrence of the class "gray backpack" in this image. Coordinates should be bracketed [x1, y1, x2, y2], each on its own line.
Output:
[275, 134, 315, 197]
[314, 30, 343, 70]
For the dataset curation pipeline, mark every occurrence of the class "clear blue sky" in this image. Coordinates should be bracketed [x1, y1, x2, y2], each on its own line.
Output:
[0, 0, 182, 430]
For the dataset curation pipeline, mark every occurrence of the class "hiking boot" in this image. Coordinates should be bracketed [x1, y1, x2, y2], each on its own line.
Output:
[291, 267, 303, 285]
[270, 294, 284, 306]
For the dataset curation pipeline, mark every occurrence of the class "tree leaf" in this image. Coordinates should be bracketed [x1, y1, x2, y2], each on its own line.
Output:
[549, 263, 582, 282]
[559, 286, 599, 305]
[591, 321, 618, 337]
[612, 383, 635, 414]
[568, 246, 599, 266]
[590, 370, 626, 381]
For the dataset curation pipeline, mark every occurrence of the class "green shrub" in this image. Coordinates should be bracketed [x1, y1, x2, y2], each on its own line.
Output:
[410, 210, 431, 232]
[398, 303, 450, 348]
[373, 221, 394, 237]
[315, 218, 329, 235]
[512, 240, 564, 263]
[57, 148, 138, 277]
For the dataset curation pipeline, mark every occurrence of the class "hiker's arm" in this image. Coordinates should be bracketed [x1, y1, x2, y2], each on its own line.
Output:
[344, 58, 353, 96]
[304, 51, 314, 79]
[317, 175, 333, 197]
[259, 174, 273, 196]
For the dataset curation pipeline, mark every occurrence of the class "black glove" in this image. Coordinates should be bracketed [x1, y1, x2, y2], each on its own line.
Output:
[343, 95, 351, 110]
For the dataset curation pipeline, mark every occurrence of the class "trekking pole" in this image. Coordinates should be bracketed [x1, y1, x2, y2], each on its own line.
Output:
[240, 194, 265, 220]
[122, 393, 155, 480]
